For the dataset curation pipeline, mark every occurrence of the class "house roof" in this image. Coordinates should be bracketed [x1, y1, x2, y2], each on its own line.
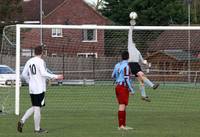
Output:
[18, 0, 110, 23]
[163, 50, 198, 61]
[148, 50, 199, 61]
[148, 30, 200, 52]
[20, 0, 64, 21]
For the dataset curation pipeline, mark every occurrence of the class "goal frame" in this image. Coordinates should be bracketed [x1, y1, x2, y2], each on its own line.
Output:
[15, 24, 200, 115]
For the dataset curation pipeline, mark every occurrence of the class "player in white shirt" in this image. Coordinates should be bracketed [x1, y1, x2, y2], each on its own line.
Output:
[17, 46, 63, 133]
[128, 27, 159, 102]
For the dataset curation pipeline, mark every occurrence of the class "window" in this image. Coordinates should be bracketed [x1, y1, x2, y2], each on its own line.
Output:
[0, 66, 15, 74]
[21, 48, 34, 57]
[82, 29, 97, 42]
[77, 53, 98, 58]
[51, 53, 57, 57]
[52, 28, 62, 37]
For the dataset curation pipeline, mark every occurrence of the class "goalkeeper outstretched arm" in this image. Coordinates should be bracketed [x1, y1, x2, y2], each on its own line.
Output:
[128, 26, 134, 49]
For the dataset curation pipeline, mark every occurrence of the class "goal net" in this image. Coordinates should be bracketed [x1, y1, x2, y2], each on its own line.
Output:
[0, 25, 17, 114]
[2, 25, 200, 122]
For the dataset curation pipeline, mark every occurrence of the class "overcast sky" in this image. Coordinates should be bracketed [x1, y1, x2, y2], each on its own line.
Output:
[85, 0, 96, 5]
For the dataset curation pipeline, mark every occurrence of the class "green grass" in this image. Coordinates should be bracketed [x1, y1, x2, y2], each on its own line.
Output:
[1, 84, 200, 137]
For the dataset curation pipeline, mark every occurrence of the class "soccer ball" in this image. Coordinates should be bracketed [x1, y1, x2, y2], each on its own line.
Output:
[129, 12, 138, 20]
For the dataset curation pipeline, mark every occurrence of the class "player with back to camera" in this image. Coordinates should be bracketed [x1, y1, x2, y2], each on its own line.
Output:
[17, 46, 63, 133]
[112, 51, 135, 130]
[128, 26, 159, 102]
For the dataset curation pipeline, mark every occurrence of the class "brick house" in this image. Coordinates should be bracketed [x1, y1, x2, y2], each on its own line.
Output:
[145, 50, 200, 82]
[147, 30, 200, 57]
[145, 30, 200, 82]
[146, 50, 200, 71]
[21, 0, 111, 57]
[147, 30, 200, 69]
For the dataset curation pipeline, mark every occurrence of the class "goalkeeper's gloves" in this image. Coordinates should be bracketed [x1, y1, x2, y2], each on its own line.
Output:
[143, 60, 148, 65]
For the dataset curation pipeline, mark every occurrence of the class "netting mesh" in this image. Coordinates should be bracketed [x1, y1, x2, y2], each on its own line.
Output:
[1, 25, 200, 116]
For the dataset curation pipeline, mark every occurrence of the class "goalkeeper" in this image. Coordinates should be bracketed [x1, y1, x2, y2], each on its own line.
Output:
[112, 51, 135, 130]
[128, 27, 159, 102]
[17, 46, 63, 133]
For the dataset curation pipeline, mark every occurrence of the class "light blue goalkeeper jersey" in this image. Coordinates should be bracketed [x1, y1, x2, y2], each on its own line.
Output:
[112, 60, 135, 94]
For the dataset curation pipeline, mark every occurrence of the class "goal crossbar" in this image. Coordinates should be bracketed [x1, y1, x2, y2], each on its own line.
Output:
[16, 24, 200, 30]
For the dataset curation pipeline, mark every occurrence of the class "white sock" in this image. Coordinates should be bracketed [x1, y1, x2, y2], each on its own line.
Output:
[21, 107, 34, 123]
[33, 107, 41, 131]
[143, 78, 154, 88]
[140, 85, 146, 97]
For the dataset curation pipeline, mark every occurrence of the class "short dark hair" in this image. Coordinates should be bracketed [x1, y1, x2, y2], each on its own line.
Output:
[34, 46, 43, 55]
[121, 51, 129, 60]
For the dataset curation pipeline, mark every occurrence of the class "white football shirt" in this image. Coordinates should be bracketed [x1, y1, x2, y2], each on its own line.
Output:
[22, 56, 58, 94]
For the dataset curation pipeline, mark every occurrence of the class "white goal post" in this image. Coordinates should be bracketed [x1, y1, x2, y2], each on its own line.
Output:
[15, 24, 200, 115]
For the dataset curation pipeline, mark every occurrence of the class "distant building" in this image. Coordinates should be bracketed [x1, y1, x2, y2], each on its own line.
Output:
[146, 50, 200, 71]
[147, 30, 200, 57]
[20, 0, 111, 57]
[146, 50, 200, 82]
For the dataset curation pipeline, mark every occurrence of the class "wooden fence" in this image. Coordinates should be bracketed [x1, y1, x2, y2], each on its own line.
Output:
[0, 54, 199, 83]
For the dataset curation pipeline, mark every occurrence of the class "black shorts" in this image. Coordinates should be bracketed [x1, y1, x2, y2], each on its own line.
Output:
[30, 92, 45, 107]
[128, 62, 142, 77]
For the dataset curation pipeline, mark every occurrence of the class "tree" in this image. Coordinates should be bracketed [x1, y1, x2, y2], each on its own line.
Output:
[184, 0, 200, 24]
[0, 0, 23, 55]
[100, 0, 192, 57]
[99, 0, 188, 25]
[0, 0, 23, 21]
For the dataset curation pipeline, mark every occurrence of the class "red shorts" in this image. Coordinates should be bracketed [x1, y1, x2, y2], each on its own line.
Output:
[115, 84, 129, 106]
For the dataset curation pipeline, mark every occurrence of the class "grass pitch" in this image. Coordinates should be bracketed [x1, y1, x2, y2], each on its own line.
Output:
[0, 83, 200, 137]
